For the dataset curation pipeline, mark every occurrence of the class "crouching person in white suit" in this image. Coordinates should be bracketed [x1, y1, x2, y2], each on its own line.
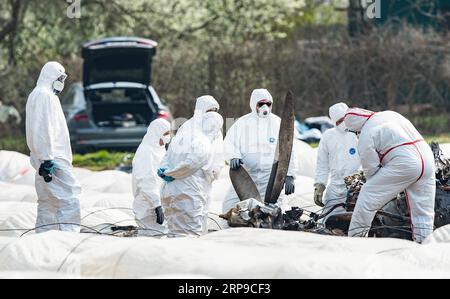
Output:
[344, 108, 435, 243]
[132, 118, 172, 236]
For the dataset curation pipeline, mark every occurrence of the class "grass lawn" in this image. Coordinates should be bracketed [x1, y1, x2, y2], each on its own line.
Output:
[72, 151, 134, 171]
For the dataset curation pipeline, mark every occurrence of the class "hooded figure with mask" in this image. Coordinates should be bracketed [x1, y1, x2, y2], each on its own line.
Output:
[132, 118, 171, 236]
[159, 112, 224, 236]
[26, 61, 81, 233]
[171, 95, 224, 233]
[222, 89, 298, 213]
[314, 103, 361, 218]
[175, 95, 224, 178]
[344, 108, 435, 243]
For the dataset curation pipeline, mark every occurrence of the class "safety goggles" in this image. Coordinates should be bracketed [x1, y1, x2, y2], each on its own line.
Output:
[57, 73, 68, 83]
[256, 101, 272, 108]
[206, 108, 219, 113]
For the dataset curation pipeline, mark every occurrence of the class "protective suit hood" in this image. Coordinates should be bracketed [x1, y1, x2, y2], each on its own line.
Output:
[36, 61, 66, 89]
[329, 102, 349, 132]
[250, 89, 273, 114]
[141, 118, 171, 146]
[194, 95, 219, 116]
[344, 107, 375, 133]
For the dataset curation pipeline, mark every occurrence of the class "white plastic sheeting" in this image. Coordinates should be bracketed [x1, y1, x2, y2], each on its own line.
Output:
[0, 229, 450, 278]
[0, 151, 35, 185]
[1, 149, 450, 278]
[294, 140, 317, 178]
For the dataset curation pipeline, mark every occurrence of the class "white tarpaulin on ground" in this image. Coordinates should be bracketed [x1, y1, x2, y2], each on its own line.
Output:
[0, 228, 450, 278]
[0, 151, 35, 185]
[0, 148, 449, 278]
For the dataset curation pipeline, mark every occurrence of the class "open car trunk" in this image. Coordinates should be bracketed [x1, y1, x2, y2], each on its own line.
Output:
[86, 87, 155, 128]
[82, 37, 157, 86]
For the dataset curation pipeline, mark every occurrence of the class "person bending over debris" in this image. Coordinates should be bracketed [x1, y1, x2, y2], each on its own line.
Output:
[159, 112, 224, 236]
[314, 103, 361, 219]
[174, 95, 225, 233]
[132, 119, 171, 236]
[26, 61, 81, 233]
[222, 89, 298, 213]
[344, 108, 435, 243]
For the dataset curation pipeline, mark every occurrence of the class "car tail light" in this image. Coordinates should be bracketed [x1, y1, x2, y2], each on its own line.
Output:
[74, 113, 89, 122]
[156, 111, 170, 119]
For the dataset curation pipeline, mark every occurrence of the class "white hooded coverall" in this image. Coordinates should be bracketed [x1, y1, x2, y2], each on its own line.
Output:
[344, 108, 435, 242]
[223, 89, 298, 213]
[173, 95, 225, 233]
[315, 103, 361, 217]
[132, 119, 171, 236]
[161, 112, 224, 236]
[25, 62, 81, 233]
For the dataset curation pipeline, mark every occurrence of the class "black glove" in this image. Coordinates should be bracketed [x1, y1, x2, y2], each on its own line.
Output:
[38, 160, 55, 183]
[230, 158, 243, 170]
[284, 176, 295, 195]
[155, 206, 165, 225]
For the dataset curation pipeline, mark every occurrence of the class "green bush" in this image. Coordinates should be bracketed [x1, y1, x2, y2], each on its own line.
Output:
[413, 115, 450, 135]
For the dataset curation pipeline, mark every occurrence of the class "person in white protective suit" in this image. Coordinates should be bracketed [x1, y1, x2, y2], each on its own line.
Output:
[132, 118, 171, 236]
[25, 61, 81, 233]
[344, 108, 435, 243]
[159, 112, 224, 236]
[174, 95, 224, 233]
[314, 103, 361, 218]
[222, 89, 298, 213]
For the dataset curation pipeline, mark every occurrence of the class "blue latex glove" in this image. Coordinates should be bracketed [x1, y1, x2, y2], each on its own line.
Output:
[157, 168, 175, 182]
[230, 158, 243, 170]
[162, 175, 175, 182]
[157, 168, 166, 178]
[38, 160, 55, 183]
[284, 176, 295, 195]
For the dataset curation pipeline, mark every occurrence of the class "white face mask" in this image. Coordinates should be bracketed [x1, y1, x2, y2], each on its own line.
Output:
[258, 104, 271, 118]
[161, 135, 171, 145]
[53, 80, 65, 94]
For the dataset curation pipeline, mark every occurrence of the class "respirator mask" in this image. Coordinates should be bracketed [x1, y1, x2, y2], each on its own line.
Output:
[257, 101, 272, 118]
[53, 73, 67, 94]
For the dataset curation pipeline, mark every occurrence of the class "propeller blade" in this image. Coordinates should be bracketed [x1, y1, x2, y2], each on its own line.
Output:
[230, 166, 262, 202]
[264, 90, 295, 204]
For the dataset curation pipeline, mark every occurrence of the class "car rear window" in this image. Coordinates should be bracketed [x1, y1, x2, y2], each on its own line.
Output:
[86, 88, 149, 103]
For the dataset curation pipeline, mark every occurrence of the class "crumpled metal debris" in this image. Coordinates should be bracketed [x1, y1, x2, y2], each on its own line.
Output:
[431, 142, 450, 227]
[431, 142, 450, 187]
[219, 199, 338, 235]
[219, 199, 284, 229]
